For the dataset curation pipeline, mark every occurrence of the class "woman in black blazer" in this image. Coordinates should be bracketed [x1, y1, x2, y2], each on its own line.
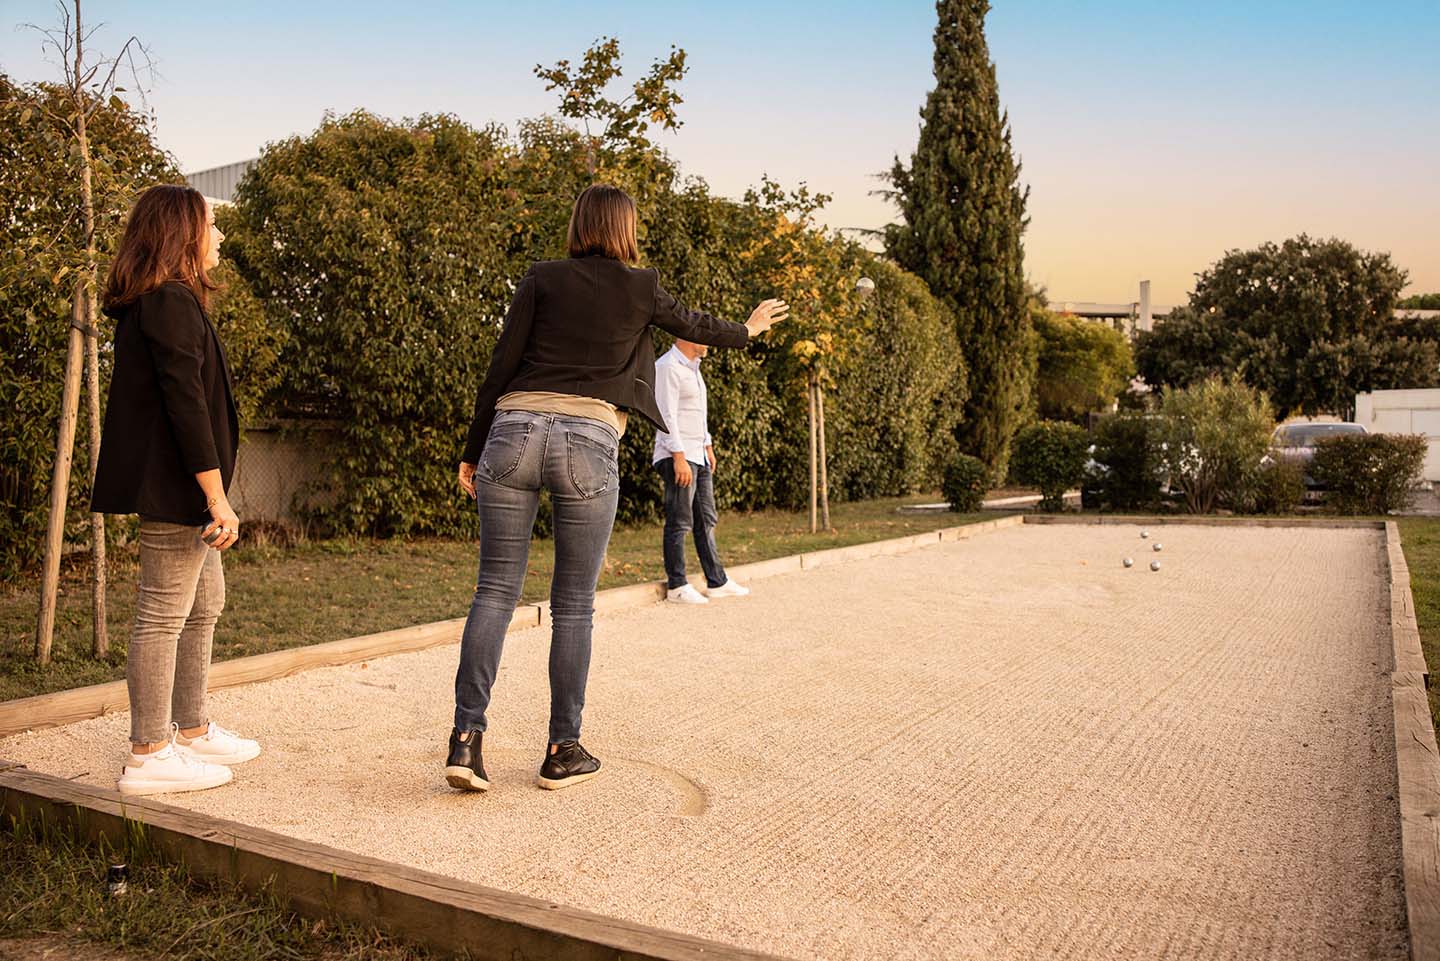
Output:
[92, 185, 261, 797]
[447, 184, 787, 792]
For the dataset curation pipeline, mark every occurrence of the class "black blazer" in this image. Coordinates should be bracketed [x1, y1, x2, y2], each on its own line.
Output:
[461, 255, 750, 464]
[91, 282, 239, 526]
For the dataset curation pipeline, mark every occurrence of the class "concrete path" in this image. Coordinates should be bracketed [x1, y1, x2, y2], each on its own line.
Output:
[2, 524, 1408, 960]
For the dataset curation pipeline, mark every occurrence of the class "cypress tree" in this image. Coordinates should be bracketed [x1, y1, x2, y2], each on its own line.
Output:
[886, 0, 1034, 479]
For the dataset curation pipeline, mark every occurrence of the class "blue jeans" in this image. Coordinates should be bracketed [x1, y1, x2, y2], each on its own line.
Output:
[454, 411, 620, 743]
[657, 458, 728, 590]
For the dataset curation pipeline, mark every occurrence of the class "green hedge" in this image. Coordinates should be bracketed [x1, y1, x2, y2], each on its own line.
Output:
[221, 111, 968, 535]
[1311, 434, 1427, 515]
[3, 96, 971, 577]
[1246, 457, 1306, 515]
[1011, 421, 1088, 511]
[1087, 412, 1162, 510]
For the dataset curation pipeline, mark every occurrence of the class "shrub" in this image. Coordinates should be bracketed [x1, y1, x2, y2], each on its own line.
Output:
[942, 454, 988, 513]
[1089, 412, 1162, 510]
[1246, 458, 1306, 515]
[1310, 433, 1427, 515]
[1154, 377, 1273, 514]
[1011, 421, 1089, 511]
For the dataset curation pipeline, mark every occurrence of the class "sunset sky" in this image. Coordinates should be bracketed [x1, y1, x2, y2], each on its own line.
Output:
[3, 0, 1435, 305]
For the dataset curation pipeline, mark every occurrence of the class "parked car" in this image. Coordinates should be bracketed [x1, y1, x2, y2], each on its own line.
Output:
[1267, 421, 1368, 493]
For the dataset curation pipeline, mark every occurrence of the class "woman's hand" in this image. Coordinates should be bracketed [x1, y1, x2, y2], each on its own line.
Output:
[745, 299, 790, 338]
[458, 462, 477, 499]
[201, 498, 240, 551]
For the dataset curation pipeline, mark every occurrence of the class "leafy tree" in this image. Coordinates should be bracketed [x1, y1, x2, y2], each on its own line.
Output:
[0, 72, 175, 582]
[1135, 236, 1434, 419]
[533, 37, 687, 177]
[1400, 293, 1440, 310]
[885, 0, 1034, 480]
[1032, 309, 1134, 421]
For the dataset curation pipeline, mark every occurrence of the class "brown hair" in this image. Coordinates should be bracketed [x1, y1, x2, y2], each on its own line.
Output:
[566, 184, 639, 263]
[104, 184, 217, 310]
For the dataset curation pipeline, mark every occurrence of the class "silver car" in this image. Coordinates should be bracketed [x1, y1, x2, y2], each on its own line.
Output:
[1269, 422, 1368, 490]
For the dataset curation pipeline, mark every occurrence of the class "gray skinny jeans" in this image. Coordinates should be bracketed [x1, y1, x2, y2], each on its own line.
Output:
[454, 411, 620, 743]
[127, 520, 224, 744]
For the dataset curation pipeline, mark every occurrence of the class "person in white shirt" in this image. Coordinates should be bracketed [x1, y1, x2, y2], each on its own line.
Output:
[652, 339, 750, 604]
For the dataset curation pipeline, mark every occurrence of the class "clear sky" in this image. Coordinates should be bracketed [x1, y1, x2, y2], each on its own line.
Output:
[2, 1, 1436, 305]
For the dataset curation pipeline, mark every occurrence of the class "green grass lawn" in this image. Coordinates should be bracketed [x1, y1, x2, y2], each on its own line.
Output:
[0, 818, 434, 961]
[1395, 518, 1440, 732]
[1, 493, 989, 702]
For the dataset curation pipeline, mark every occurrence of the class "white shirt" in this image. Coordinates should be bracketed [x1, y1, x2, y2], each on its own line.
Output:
[651, 345, 712, 466]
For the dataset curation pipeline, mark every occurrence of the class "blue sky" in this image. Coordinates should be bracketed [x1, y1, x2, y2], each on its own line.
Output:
[2, 0, 1436, 304]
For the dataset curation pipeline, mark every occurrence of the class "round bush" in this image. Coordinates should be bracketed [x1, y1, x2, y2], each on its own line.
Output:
[942, 454, 988, 513]
[1310, 433, 1427, 514]
[1246, 458, 1305, 515]
[1011, 421, 1089, 512]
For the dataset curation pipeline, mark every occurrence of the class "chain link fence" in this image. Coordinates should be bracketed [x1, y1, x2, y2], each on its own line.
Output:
[228, 421, 339, 536]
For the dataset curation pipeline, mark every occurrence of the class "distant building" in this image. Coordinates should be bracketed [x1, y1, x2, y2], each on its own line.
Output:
[186, 159, 257, 205]
[1048, 281, 1173, 339]
[1050, 280, 1432, 339]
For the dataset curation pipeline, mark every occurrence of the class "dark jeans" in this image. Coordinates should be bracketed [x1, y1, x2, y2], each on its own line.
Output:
[656, 458, 728, 590]
[454, 411, 620, 743]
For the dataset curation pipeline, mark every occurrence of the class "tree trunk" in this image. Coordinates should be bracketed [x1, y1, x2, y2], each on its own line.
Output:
[36, 286, 87, 665]
[817, 370, 831, 531]
[83, 286, 108, 657]
[72, 0, 108, 657]
[808, 373, 818, 534]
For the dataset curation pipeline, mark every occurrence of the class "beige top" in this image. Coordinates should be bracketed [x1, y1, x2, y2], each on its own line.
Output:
[495, 390, 628, 437]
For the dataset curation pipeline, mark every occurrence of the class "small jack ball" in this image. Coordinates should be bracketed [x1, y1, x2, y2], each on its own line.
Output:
[1150, 560, 1161, 571]
[1153, 543, 1163, 552]
[1123, 557, 1134, 568]
[1140, 530, 1150, 538]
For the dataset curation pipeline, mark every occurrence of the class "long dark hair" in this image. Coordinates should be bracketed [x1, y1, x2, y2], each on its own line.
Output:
[104, 184, 217, 310]
[566, 184, 639, 263]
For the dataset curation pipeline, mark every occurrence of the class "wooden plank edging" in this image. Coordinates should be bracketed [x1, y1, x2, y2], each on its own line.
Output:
[1022, 513, 1388, 530]
[1383, 522, 1440, 961]
[0, 610, 528, 738]
[0, 766, 790, 961]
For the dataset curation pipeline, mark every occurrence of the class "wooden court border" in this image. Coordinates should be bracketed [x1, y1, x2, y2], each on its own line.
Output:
[0, 763, 789, 961]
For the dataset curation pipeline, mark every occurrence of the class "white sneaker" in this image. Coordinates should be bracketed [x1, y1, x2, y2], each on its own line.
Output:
[666, 584, 710, 605]
[118, 739, 233, 797]
[706, 580, 750, 599]
[176, 721, 261, 765]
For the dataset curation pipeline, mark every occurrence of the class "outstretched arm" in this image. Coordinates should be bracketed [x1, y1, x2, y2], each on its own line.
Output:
[651, 276, 790, 346]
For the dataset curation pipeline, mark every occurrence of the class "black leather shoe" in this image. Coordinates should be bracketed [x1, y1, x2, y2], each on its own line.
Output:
[537, 740, 601, 790]
[444, 728, 489, 791]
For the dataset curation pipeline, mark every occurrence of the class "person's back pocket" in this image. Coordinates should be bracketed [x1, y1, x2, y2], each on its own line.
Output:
[565, 431, 617, 498]
[481, 421, 532, 483]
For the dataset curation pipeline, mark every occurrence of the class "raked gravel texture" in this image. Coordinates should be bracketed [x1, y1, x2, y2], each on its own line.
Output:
[2, 524, 1409, 961]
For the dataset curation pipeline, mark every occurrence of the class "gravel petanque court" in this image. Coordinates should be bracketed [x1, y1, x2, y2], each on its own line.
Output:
[2, 523, 1410, 960]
